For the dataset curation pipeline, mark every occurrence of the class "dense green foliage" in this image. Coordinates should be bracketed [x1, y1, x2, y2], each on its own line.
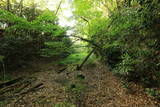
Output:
[0, 8, 71, 69]
[72, 0, 160, 87]
[0, 0, 159, 88]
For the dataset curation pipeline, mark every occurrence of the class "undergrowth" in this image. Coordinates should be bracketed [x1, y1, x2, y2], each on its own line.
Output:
[57, 48, 97, 66]
[54, 102, 76, 107]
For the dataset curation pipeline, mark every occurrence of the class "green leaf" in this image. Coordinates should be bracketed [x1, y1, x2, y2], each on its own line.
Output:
[0, 55, 4, 62]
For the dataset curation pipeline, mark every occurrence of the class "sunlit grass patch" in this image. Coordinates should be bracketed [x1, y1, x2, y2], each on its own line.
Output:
[57, 50, 97, 66]
[54, 102, 76, 107]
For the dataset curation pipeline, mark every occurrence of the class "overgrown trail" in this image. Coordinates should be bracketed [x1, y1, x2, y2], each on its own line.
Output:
[2, 62, 160, 107]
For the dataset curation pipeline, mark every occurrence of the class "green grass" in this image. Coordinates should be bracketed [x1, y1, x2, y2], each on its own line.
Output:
[57, 50, 97, 66]
[0, 73, 13, 83]
[0, 101, 8, 107]
[58, 52, 87, 65]
[54, 102, 76, 107]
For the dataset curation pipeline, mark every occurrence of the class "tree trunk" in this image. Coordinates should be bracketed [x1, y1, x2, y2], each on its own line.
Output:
[116, 0, 121, 9]
[69, 35, 102, 49]
[19, 0, 24, 16]
[6, 0, 10, 11]
[77, 49, 95, 70]
[55, 0, 63, 16]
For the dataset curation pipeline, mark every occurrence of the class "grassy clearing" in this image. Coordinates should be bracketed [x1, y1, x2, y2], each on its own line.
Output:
[57, 47, 97, 66]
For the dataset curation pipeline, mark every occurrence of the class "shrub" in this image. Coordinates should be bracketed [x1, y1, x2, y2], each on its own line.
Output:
[0, 9, 72, 70]
[91, 4, 160, 86]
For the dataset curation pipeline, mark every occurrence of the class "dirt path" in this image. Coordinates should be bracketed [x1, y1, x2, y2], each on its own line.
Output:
[1, 63, 160, 107]
[83, 64, 159, 107]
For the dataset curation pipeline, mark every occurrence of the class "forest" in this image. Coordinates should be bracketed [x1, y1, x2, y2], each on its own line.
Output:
[0, 0, 160, 106]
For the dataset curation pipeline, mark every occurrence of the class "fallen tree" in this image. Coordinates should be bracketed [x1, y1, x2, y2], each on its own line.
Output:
[0, 76, 43, 101]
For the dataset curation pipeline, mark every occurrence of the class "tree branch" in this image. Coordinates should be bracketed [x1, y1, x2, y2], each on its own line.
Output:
[69, 35, 102, 49]
[55, 0, 63, 16]
[79, 16, 89, 23]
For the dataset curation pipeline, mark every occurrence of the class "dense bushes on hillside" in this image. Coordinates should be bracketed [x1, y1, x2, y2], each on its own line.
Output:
[0, 0, 159, 87]
[72, 0, 160, 87]
[95, 2, 160, 87]
[0, 9, 72, 69]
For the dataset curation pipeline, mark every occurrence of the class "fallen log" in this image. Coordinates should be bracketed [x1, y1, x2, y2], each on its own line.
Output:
[0, 76, 40, 101]
[14, 81, 32, 94]
[57, 49, 95, 72]
[77, 49, 95, 70]
[0, 77, 24, 89]
[20, 83, 43, 95]
[0, 77, 37, 92]
[0, 83, 43, 101]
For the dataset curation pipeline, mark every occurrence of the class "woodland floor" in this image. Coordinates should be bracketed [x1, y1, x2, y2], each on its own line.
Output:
[0, 59, 160, 107]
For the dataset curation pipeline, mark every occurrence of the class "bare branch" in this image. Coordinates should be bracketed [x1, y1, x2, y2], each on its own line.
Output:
[55, 0, 63, 16]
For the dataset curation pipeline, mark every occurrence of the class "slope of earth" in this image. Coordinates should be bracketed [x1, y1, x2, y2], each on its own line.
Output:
[0, 61, 159, 107]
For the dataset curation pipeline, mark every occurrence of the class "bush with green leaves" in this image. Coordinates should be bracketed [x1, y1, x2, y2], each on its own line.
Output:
[0, 9, 72, 69]
[113, 53, 135, 76]
[84, 1, 160, 86]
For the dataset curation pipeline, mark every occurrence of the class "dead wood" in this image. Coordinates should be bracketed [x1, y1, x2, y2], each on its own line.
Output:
[0, 77, 24, 89]
[20, 83, 43, 95]
[77, 49, 95, 70]
[57, 67, 67, 73]
[0, 77, 36, 94]
[0, 76, 41, 102]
